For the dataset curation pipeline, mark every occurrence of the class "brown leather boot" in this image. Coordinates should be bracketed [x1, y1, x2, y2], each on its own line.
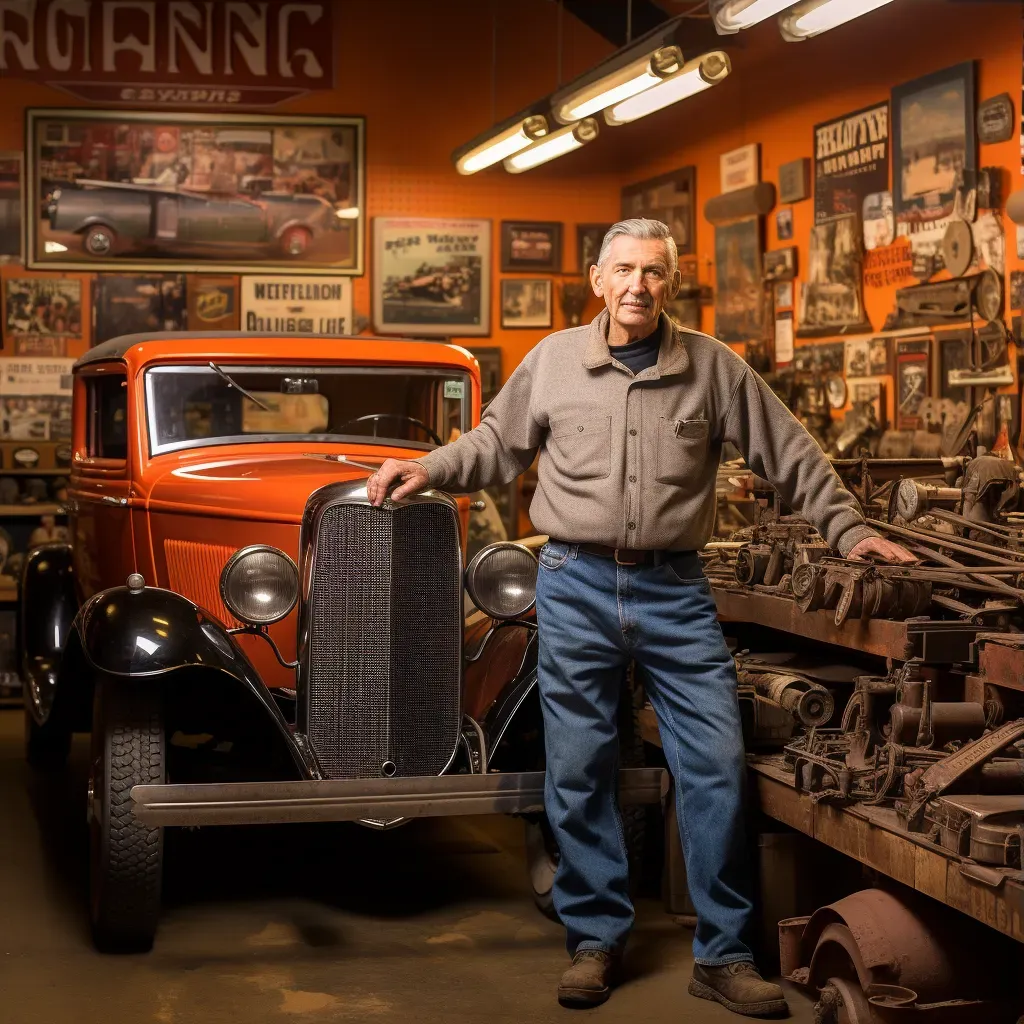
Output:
[557, 949, 619, 1007]
[688, 961, 788, 1017]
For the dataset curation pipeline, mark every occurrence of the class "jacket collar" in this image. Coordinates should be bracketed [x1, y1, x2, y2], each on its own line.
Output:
[582, 308, 690, 378]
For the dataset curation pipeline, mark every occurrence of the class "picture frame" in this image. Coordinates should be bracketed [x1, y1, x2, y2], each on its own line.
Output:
[868, 336, 891, 376]
[373, 217, 491, 337]
[500, 221, 562, 273]
[0, 152, 21, 259]
[25, 108, 365, 275]
[3, 270, 86, 355]
[763, 247, 797, 282]
[891, 63, 976, 230]
[92, 273, 187, 343]
[621, 167, 696, 256]
[241, 275, 353, 334]
[576, 224, 611, 275]
[776, 208, 794, 242]
[895, 337, 932, 430]
[720, 143, 759, 194]
[500, 278, 552, 330]
[774, 281, 794, 311]
[714, 217, 764, 344]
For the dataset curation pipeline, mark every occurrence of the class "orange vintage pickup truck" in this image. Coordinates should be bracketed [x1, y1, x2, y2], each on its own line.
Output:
[21, 332, 660, 953]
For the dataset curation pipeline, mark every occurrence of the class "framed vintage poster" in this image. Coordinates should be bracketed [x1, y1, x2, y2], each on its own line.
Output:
[241, 276, 353, 334]
[798, 214, 872, 337]
[501, 222, 562, 273]
[891, 63, 976, 233]
[814, 102, 889, 225]
[3, 271, 87, 356]
[26, 109, 365, 275]
[720, 144, 759, 193]
[577, 224, 611, 274]
[373, 218, 491, 337]
[500, 279, 552, 329]
[92, 274, 187, 343]
[714, 217, 763, 344]
[621, 167, 696, 256]
[0, 152, 21, 259]
[0, 357, 75, 442]
[895, 337, 931, 430]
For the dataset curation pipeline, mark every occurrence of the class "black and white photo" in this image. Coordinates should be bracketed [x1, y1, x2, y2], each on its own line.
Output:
[501, 279, 552, 329]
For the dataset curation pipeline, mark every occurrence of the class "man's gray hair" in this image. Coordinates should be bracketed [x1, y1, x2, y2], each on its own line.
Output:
[596, 218, 678, 275]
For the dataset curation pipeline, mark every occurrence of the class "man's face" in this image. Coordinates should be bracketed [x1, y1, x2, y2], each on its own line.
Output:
[590, 235, 680, 337]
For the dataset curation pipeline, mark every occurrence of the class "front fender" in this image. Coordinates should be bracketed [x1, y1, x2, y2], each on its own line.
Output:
[76, 585, 316, 776]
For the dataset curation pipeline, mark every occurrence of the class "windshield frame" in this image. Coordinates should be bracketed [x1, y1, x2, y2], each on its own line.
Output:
[144, 363, 472, 456]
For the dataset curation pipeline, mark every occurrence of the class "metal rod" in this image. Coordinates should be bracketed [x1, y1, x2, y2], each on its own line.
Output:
[874, 521, 1024, 567]
[927, 508, 1020, 539]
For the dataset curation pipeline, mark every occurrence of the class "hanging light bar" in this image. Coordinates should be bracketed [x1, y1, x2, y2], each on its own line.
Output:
[454, 114, 550, 175]
[778, 0, 897, 40]
[711, 0, 797, 32]
[550, 46, 683, 124]
[604, 51, 732, 126]
[504, 119, 599, 174]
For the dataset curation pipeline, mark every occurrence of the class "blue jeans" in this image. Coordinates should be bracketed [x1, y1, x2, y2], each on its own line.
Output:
[536, 541, 753, 966]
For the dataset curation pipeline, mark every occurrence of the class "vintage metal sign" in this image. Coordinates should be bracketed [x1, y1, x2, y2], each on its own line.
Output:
[0, 0, 334, 107]
[241, 275, 352, 334]
[814, 101, 889, 225]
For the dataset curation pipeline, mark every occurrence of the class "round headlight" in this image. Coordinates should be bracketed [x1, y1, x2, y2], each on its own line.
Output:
[465, 542, 538, 620]
[220, 545, 299, 626]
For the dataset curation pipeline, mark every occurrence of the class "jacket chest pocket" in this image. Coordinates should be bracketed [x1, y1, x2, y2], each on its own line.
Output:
[656, 417, 709, 485]
[550, 415, 612, 481]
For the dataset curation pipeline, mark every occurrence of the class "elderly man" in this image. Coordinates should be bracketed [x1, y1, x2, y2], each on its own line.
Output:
[368, 219, 911, 1018]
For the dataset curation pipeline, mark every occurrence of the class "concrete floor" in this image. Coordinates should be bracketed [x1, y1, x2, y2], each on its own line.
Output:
[0, 708, 814, 1023]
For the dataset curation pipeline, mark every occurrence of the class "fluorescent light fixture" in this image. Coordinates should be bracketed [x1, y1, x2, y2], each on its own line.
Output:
[504, 119, 599, 173]
[779, 0, 896, 39]
[455, 114, 550, 175]
[712, 0, 797, 32]
[551, 46, 683, 124]
[334, 206, 360, 219]
[605, 51, 732, 125]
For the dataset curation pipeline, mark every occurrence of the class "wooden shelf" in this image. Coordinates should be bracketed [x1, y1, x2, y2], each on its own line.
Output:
[0, 469, 69, 476]
[712, 586, 991, 664]
[0, 504, 65, 517]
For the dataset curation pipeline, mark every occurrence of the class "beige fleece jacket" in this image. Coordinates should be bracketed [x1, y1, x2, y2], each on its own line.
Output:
[420, 310, 878, 556]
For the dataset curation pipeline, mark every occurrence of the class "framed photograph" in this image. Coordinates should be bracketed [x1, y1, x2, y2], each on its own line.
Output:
[187, 276, 240, 332]
[776, 208, 794, 241]
[501, 222, 562, 273]
[92, 274, 187, 344]
[844, 337, 871, 378]
[798, 214, 872, 337]
[501, 279, 552, 329]
[621, 167, 696, 256]
[895, 337, 931, 429]
[4, 272, 85, 356]
[715, 217, 764, 343]
[868, 336, 891, 376]
[720, 143, 759, 193]
[939, 331, 971, 402]
[665, 295, 701, 330]
[373, 217, 491, 337]
[0, 152, 21, 259]
[26, 108, 365, 275]
[241, 276, 352, 334]
[892, 63, 976, 231]
[775, 281, 794, 311]
[577, 224, 611, 275]
[763, 247, 797, 282]
[852, 379, 887, 429]
[794, 341, 845, 374]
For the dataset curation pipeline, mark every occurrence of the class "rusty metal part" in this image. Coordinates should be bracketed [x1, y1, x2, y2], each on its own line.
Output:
[874, 520, 1024, 567]
[742, 670, 835, 728]
[764, 543, 787, 587]
[901, 718, 1024, 831]
[779, 916, 811, 980]
[814, 976, 873, 1024]
[888, 701, 986, 747]
[735, 543, 771, 586]
[793, 561, 826, 611]
[923, 794, 1024, 866]
[892, 480, 962, 521]
[978, 759, 1024, 792]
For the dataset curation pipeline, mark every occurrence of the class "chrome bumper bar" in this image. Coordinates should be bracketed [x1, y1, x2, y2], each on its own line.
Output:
[131, 768, 666, 827]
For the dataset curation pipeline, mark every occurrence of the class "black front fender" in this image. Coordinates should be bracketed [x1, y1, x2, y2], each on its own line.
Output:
[76, 585, 316, 776]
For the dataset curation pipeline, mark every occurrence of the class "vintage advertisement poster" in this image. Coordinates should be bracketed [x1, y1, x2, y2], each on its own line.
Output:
[0, 358, 74, 441]
[92, 274, 187, 343]
[373, 218, 491, 337]
[0, 1, 335, 108]
[27, 109, 364, 276]
[714, 218, 763, 344]
[621, 168, 696, 256]
[895, 338, 931, 430]
[814, 102, 889, 225]
[241, 277, 353, 334]
[4, 274, 83, 356]
[798, 214, 872, 337]
[187, 276, 240, 331]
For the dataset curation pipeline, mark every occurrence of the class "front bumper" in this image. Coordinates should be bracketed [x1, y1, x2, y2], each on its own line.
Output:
[131, 767, 666, 826]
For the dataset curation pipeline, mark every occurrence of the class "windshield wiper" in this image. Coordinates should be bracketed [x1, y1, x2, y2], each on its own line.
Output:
[208, 361, 272, 412]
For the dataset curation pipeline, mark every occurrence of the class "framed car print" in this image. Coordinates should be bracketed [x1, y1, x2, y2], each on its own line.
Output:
[25, 108, 365, 275]
[373, 217, 491, 337]
[500, 222, 562, 273]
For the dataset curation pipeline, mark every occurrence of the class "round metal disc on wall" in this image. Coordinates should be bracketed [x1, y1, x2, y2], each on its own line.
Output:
[975, 267, 1003, 322]
[942, 220, 973, 277]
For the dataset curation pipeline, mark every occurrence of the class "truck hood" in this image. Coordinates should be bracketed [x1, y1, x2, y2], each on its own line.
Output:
[145, 451, 397, 522]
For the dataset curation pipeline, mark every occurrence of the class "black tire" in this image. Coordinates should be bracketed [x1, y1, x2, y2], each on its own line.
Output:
[24, 706, 72, 770]
[526, 664, 649, 921]
[82, 223, 116, 256]
[89, 681, 165, 953]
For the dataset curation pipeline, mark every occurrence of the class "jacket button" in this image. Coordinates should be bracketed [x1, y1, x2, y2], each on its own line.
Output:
[578, 425, 584, 432]
[629, 428, 637, 436]
[627, 522, 636, 530]
[629, 475, 637, 483]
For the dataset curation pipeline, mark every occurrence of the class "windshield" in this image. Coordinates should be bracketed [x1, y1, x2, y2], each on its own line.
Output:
[145, 365, 471, 455]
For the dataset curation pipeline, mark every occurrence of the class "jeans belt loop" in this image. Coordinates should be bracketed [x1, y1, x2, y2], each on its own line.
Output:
[614, 549, 638, 565]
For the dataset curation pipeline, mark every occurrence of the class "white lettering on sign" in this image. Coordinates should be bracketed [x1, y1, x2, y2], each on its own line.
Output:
[47, 0, 91, 72]
[278, 3, 323, 78]
[168, 1, 212, 76]
[0, 0, 38, 70]
[225, 1, 267, 76]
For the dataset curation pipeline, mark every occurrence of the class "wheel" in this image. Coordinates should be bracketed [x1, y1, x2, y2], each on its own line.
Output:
[82, 224, 116, 256]
[24, 706, 72, 770]
[525, 664, 650, 921]
[88, 681, 165, 953]
[280, 225, 312, 256]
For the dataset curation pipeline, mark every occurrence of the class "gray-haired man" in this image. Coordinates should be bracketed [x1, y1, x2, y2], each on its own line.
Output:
[368, 220, 912, 1017]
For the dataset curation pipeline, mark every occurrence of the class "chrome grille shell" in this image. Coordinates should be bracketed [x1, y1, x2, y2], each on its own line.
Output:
[296, 480, 463, 781]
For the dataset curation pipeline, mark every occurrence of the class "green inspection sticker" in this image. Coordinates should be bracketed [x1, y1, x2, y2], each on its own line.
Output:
[444, 380, 464, 399]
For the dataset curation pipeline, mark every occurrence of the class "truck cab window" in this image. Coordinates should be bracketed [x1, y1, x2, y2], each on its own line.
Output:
[87, 374, 128, 460]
